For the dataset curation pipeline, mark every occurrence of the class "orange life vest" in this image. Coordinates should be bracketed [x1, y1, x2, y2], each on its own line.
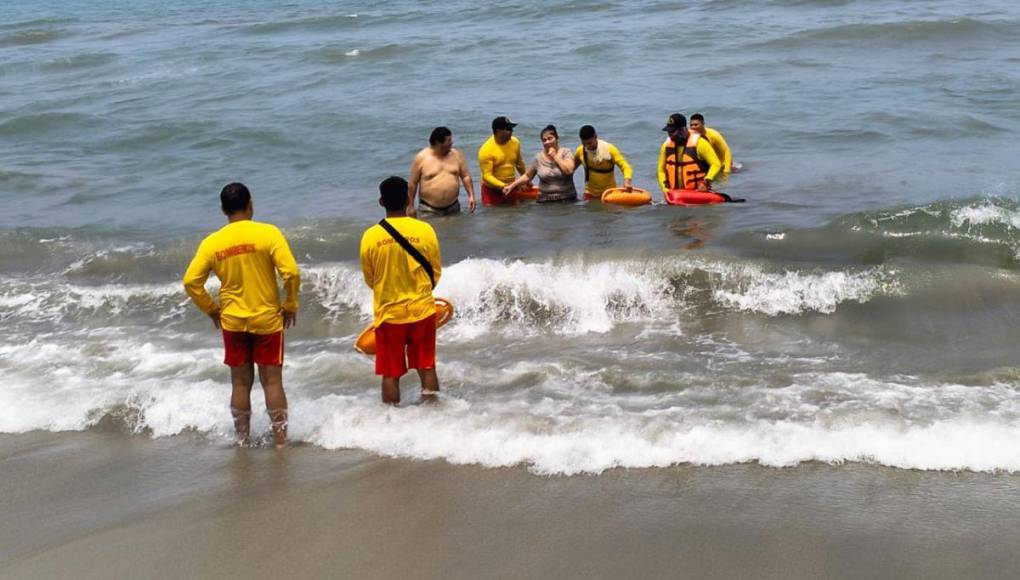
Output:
[663, 132, 709, 190]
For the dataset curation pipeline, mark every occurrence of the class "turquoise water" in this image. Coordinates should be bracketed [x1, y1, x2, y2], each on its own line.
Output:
[3, 1, 1020, 473]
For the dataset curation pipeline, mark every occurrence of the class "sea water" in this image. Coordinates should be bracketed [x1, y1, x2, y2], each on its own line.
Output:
[2, 0, 1020, 474]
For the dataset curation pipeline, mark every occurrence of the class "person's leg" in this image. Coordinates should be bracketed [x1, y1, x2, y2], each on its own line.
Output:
[407, 313, 438, 403]
[416, 368, 439, 404]
[381, 376, 400, 405]
[257, 364, 288, 449]
[375, 321, 408, 405]
[229, 363, 255, 445]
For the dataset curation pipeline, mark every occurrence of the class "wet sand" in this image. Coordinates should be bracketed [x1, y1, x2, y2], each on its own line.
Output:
[2, 431, 1019, 579]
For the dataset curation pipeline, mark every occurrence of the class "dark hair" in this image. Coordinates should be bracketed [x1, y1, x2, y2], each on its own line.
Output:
[578, 125, 596, 140]
[379, 176, 409, 211]
[690, 113, 705, 123]
[220, 182, 251, 214]
[429, 126, 452, 146]
[540, 124, 558, 139]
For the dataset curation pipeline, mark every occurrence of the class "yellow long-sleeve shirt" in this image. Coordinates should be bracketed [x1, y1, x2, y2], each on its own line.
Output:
[573, 140, 634, 195]
[183, 220, 300, 334]
[477, 135, 526, 188]
[703, 127, 732, 175]
[656, 135, 722, 193]
[360, 217, 442, 327]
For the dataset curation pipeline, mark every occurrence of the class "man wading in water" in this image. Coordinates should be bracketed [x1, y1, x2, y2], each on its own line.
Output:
[360, 176, 443, 404]
[408, 126, 477, 216]
[183, 183, 300, 448]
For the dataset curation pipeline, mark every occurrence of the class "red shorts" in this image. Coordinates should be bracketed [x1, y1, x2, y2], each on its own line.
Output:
[222, 330, 284, 367]
[374, 314, 436, 378]
[481, 183, 518, 206]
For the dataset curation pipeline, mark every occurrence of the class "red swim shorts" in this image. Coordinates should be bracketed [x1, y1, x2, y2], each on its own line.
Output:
[481, 183, 518, 206]
[222, 330, 284, 367]
[374, 314, 437, 378]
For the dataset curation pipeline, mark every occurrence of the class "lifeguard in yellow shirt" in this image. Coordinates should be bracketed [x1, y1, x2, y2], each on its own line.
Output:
[657, 113, 723, 193]
[183, 183, 300, 448]
[573, 124, 634, 199]
[360, 176, 443, 405]
[690, 113, 732, 178]
[477, 116, 527, 206]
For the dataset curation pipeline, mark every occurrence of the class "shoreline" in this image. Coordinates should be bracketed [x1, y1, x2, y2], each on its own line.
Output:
[3, 431, 1019, 579]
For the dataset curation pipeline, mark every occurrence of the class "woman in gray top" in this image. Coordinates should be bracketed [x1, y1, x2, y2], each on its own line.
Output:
[504, 125, 577, 203]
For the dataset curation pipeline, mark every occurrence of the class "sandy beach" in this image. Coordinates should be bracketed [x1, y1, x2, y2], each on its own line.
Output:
[3, 431, 1018, 580]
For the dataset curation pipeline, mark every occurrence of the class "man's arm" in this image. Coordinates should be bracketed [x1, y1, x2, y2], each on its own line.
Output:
[573, 145, 584, 168]
[456, 150, 476, 213]
[513, 140, 527, 177]
[407, 153, 423, 216]
[610, 144, 633, 181]
[696, 139, 723, 187]
[182, 241, 221, 328]
[478, 143, 508, 189]
[270, 228, 300, 327]
[709, 129, 732, 174]
[657, 140, 669, 193]
[359, 231, 375, 288]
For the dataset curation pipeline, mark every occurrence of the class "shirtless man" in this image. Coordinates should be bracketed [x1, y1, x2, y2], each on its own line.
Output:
[408, 127, 476, 216]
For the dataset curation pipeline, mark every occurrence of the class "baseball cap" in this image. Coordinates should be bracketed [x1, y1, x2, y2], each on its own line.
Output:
[662, 113, 686, 132]
[491, 116, 518, 131]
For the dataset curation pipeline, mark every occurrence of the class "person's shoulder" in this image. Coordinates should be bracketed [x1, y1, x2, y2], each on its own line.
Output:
[413, 147, 431, 161]
[360, 223, 384, 246]
[413, 218, 439, 240]
[574, 143, 584, 155]
[706, 126, 724, 138]
[478, 135, 494, 150]
[510, 136, 521, 147]
[251, 220, 287, 238]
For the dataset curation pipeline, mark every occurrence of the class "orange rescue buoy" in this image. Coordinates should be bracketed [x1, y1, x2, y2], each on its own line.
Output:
[600, 187, 653, 206]
[354, 298, 454, 355]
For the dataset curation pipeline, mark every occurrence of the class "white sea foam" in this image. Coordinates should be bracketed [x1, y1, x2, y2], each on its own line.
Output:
[4, 332, 1020, 475]
[0, 279, 188, 323]
[345, 49, 360, 56]
[302, 257, 897, 336]
[711, 267, 897, 316]
[950, 202, 1020, 230]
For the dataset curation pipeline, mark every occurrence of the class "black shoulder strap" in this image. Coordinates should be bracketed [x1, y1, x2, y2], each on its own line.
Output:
[672, 139, 681, 189]
[378, 219, 435, 289]
[583, 148, 590, 184]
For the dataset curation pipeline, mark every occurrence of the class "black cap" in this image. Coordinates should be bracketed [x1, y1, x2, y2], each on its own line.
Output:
[662, 113, 686, 132]
[492, 116, 518, 131]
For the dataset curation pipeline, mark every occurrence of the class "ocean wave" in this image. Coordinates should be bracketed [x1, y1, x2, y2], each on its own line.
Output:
[4, 342, 1019, 474]
[238, 13, 360, 35]
[308, 256, 899, 335]
[751, 18, 1014, 50]
[0, 28, 67, 47]
[2, 255, 897, 331]
[306, 42, 436, 64]
[850, 198, 1020, 262]
[0, 279, 189, 325]
[734, 197, 1020, 269]
[0, 112, 104, 138]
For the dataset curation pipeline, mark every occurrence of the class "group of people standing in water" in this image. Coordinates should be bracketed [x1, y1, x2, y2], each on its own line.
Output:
[182, 112, 735, 448]
[407, 113, 733, 216]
